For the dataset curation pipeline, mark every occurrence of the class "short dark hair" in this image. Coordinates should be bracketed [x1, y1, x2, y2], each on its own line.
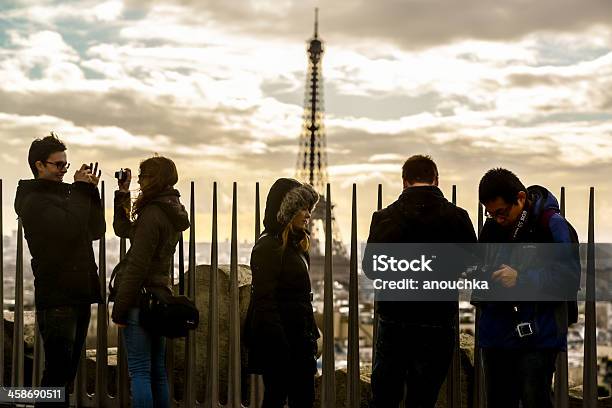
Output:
[28, 132, 66, 177]
[478, 168, 526, 204]
[402, 155, 438, 184]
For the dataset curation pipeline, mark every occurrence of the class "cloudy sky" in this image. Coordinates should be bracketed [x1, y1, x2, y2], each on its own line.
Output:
[1, 0, 611, 245]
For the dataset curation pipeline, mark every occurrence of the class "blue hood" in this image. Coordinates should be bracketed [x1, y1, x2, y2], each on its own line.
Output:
[527, 185, 560, 220]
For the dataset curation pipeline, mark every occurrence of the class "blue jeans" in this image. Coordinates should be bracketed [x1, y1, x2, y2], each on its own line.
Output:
[123, 308, 170, 408]
[370, 317, 455, 408]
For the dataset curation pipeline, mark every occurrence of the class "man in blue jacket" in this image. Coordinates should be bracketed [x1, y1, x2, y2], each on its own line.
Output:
[477, 168, 580, 408]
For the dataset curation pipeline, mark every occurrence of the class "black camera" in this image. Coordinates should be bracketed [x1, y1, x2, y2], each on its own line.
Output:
[115, 169, 128, 183]
[467, 264, 492, 303]
[464, 264, 489, 280]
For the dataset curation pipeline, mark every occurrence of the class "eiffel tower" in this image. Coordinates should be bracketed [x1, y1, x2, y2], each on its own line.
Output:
[295, 9, 350, 283]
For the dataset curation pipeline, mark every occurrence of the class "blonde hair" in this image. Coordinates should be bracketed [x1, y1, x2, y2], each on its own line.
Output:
[281, 222, 310, 253]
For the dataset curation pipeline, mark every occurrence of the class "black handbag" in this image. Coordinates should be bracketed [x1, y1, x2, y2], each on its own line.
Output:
[139, 289, 200, 338]
[109, 252, 200, 338]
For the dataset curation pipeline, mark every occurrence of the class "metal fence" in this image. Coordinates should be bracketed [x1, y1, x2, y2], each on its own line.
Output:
[0, 179, 602, 407]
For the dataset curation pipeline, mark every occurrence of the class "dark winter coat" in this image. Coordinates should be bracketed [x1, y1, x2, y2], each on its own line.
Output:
[364, 185, 477, 326]
[246, 179, 319, 373]
[111, 188, 190, 325]
[14, 179, 105, 310]
[477, 185, 581, 349]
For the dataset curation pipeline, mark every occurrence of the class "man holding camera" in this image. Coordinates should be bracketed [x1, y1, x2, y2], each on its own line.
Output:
[365, 155, 477, 407]
[477, 168, 580, 408]
[14, 133, 105, 406]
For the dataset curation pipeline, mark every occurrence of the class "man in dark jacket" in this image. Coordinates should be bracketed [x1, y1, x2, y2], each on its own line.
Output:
[477, 168, 580, 408]
[14, 134, 105, 406]
[365, 155, 477, 408]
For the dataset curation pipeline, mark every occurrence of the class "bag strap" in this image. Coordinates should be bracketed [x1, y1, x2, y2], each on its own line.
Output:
[108, 248, 131, 297]
[107, 247, 131, 326]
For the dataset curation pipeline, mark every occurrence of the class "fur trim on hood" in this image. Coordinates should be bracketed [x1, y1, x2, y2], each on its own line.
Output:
[276, 183, 319, 226]
[262, 178, 319, 234]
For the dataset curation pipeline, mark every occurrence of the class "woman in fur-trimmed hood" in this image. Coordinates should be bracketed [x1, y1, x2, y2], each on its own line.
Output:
[246, 178, 320, 408]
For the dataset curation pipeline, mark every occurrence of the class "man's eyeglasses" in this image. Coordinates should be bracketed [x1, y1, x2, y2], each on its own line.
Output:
[485, 203, 513, 220]
[45, 161, 70, 171]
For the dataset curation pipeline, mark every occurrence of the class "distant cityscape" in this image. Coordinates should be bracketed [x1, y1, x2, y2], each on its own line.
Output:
[3, 230, 612, 388]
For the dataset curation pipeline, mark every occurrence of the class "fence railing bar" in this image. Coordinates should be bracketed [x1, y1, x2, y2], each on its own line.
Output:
[95, 181, 108, 407]
[346, 184, 360, 408]
[176, 227, 186, 404]
[249, 182, 263, 407]
[560, 186, 566, 217]
[175, 232, 186, 405]
[554, 186, 569, 408]
[582, 187, 597, 408]
[477, 202, 483, 236]
[473, 201, 485, 408]
[72, 339, 93, 407]
[32, 316, 43, 387]
[228, 182, 242, 408]
[371, 184, 382, 365]
[321, 183, 336, 408]
[12, 219, 24, 388]
[255, 182, 261, 238]
[205, 182, 220, 408]
[179, 232, 185, 296]
[447, 184, 461, 408]
[184, 181, 197, 407]
[167, 257, 176, 407]
[0, 179, 4, 386]
[116, 238, 130, 407]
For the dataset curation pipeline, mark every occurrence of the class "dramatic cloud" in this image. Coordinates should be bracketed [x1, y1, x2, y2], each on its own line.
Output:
[0, 0, 611, 242]
[123, 0, 612, 49]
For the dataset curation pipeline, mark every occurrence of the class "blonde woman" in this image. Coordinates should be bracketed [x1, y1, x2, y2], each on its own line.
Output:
[246, 178, 320, 408]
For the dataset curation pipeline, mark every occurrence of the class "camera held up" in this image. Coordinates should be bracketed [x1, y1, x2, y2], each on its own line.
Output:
[115, 168, 128, 183]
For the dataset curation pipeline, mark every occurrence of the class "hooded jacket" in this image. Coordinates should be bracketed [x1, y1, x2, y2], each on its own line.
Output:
[364, 185, 477, 326]
[246, 178, 320, 373]
[477, 185, 581, 349]
[111, 188, 190, 325]
[14, 178, 105, 309]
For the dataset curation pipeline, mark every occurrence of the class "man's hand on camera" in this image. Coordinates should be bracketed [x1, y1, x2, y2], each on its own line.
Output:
[74, 163, 101, 185]
[74, 164, 92, 183]
[118, 168, 132, 192]
[491, 264, 518, 288]
[89, 162, 101, 186]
